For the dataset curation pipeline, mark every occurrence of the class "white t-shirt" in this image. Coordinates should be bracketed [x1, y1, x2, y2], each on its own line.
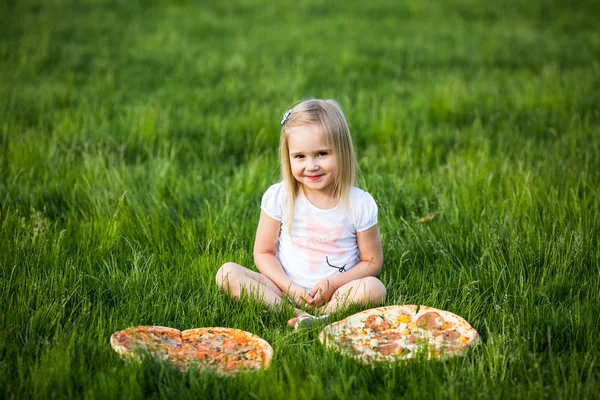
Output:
[260, 182, 378, 291]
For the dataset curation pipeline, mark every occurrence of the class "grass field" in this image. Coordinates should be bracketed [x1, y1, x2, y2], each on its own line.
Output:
[1, 0, 599, 398]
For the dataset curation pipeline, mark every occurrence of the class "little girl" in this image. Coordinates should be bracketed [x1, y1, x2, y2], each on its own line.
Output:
[216, 99, 386, 329]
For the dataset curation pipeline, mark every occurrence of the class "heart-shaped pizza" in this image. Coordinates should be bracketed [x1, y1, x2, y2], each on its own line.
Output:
[319, 305, 479, 363]
[110, 326, 273, 374]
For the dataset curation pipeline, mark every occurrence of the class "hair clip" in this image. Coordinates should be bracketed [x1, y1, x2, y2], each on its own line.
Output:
[281, 109, 292, 126]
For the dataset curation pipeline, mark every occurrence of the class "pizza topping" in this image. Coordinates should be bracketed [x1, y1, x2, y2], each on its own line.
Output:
[336, 338, 364, 356]
[339, 336, 352, 345]
[415, 312, 444, 330]
[396, 314, 411, 324]
[405, 333, 427, 345]
[378, 341, 400, 355]
[434, 330, 461, 343]
[364, 315, 392, 331]
[441, 321, 454, 330]
[385, 331, 403, 341]
[350, 326, 362, 334]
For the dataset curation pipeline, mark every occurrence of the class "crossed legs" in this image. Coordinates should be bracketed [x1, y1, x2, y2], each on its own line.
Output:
[215, 262, 387, 327]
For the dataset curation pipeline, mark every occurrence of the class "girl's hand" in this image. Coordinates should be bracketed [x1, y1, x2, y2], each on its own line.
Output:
[286, 283, 314, 307]
[309, 278, 337, 307]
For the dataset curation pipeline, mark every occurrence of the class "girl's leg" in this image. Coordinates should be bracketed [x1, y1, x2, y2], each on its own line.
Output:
[322, 276, 386, 315]
[216, 262, 306, 321]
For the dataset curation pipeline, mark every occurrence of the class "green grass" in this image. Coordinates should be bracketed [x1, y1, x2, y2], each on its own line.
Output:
[1, 0, 599, 398]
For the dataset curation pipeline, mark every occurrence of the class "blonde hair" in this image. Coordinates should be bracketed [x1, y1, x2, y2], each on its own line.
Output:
[279, 99, 357, 233]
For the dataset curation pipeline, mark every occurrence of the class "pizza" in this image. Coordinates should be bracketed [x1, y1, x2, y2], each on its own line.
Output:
[319, 305, 479, 362]
[110, 326, 273, 374]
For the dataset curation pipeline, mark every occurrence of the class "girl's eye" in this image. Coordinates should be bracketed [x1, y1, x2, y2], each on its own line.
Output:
[318, 152, 328, 157]
[294, 154, 304, 159]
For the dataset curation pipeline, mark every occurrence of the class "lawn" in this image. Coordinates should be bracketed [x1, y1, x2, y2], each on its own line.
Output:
[1, 0, 599, 398]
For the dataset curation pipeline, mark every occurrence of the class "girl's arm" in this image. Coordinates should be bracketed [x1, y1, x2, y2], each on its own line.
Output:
[253, 211, 312, 304]
[309, 224, 383, 304]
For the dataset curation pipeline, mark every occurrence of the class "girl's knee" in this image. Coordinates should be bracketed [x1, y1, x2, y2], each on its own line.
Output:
[215, 262, 241, 288]
[361, 276, 387, 300]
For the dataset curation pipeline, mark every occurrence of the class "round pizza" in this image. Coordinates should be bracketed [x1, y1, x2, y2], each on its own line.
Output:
[319, 305, 479, 363]
[110, 326, 273, 374]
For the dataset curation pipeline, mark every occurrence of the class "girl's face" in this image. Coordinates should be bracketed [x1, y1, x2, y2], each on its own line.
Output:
[287, 124, 337, 198]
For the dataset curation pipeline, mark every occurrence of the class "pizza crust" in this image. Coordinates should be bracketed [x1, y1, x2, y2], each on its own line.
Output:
[319, 305, 479, 363]
[110, 326, 273, 374]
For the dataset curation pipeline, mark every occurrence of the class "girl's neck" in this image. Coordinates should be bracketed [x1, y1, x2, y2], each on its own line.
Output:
[301, 186, 338, 210]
